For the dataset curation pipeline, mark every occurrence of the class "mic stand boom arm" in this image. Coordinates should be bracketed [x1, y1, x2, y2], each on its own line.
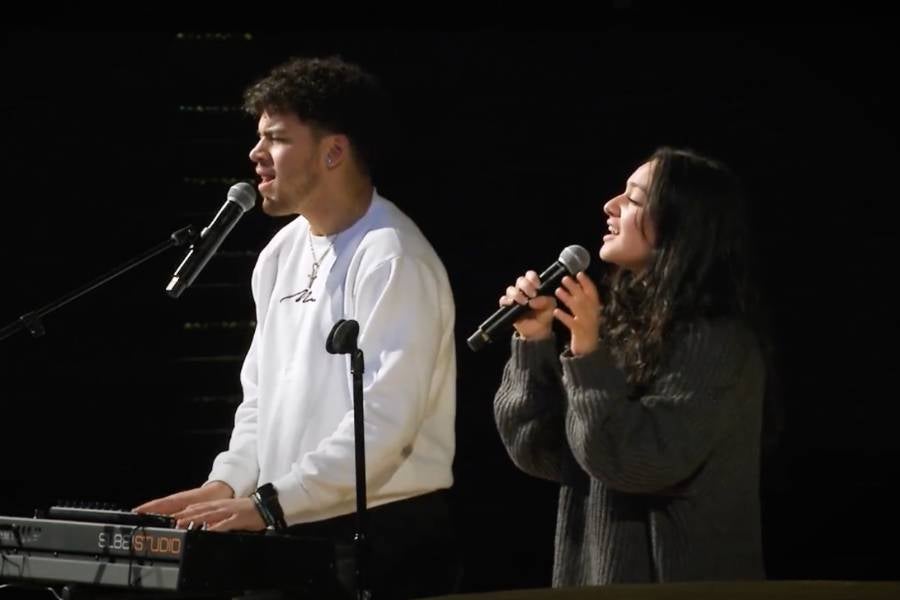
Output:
[0, 225, 197, 342]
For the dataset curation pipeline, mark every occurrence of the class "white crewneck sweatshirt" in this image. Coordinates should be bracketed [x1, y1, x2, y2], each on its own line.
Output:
[208, 191, 456, 525]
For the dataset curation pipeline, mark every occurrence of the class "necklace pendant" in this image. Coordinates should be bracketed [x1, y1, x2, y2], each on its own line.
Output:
[306, 261, 320, 288]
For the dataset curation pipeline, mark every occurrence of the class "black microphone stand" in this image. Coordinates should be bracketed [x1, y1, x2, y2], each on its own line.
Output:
[0, 226, 197, 342]
[326, 319, 371, 600]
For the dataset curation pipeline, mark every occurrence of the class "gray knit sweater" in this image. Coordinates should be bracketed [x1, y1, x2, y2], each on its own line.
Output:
[494, 318, 765, 585]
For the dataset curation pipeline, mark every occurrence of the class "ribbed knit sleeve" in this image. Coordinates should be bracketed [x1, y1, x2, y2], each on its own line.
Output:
[494, 334, 580, 483]
[561, 319, 753, 494]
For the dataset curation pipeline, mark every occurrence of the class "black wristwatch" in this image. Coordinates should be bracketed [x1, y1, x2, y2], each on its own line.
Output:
[252, 483, 288, 531]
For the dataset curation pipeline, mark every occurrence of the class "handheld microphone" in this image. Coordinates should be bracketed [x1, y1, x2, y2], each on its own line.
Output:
[165, 182, 256, 298]
[467, 245, 590, 351]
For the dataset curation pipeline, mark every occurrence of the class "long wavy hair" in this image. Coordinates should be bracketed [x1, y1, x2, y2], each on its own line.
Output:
[601, 147, 759, 387]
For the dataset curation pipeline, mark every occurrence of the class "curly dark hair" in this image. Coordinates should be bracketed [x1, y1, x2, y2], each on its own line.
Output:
[601, 147, 760, 386]
[242, 56, 389, 177]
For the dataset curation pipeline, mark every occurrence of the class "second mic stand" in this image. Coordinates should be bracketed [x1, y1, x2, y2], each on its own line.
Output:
[0, 226, 197, 342]
[326, 319, 371, 600]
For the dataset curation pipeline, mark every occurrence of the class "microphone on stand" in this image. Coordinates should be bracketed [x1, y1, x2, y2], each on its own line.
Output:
[165, 182, 256, 298]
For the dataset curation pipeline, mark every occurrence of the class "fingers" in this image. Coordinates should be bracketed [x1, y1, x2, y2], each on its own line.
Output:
[502, 285, 528, 307]
[173, 502, 228, 529]
[557, 272, 599, 299]
[134, 497, 181, 515]
[516, 275, 535, 299]
[499, 271, 545, 307]
[206, 509, 252, 532]
[556, 275, 602, 312]
[575, 272, 600, 303]
[206, 516, 237, 532]
[552, 307, 574, 329]
[553, 275, 599, 326]
[135, 485, 225, 515]
[132, 500, 158, 514]
[178, 519, 207, 530]
[527, 295, 556, 311]
[177, 498, 262, 532]
[555, 277, 578, 311]
[503, 271, 596, 304]
[552, 273, 603, 356]
[558, 275, 580, 296]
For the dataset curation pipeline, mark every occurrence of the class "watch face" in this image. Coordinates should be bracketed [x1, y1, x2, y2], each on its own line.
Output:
[258, 483, 277, 499]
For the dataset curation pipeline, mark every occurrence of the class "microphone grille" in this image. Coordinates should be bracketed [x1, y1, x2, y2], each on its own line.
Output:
[227, 182, 257, 212]
[559, 244, 590, 274]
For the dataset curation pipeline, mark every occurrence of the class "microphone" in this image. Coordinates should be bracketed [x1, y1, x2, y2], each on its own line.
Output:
[466, 245, 590, 352]
[165, 182, 257, 298]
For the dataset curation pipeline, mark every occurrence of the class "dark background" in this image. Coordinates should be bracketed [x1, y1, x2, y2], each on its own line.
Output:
[2, 25, 898, 592]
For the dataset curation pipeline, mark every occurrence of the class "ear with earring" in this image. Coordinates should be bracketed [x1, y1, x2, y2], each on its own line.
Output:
[326, 145, 342, 168]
